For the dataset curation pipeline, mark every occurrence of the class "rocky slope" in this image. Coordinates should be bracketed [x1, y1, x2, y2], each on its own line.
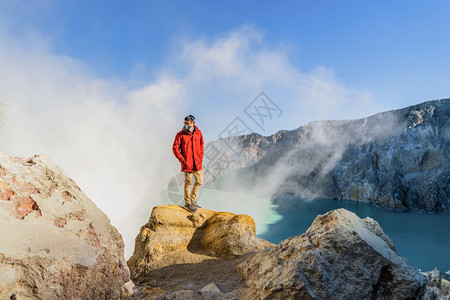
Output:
[127, 205, 447, 299]
[0, 152, 133, 299]
[204, 98, 450, 213]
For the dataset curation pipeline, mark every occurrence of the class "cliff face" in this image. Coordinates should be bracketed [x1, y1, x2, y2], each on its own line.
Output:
[127, 206, 438, 299]
[204, 98, 450, 213]
[0, 153, 132, 299]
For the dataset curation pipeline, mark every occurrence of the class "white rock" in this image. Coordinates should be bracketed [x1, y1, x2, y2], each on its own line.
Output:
[200, 282, 222, 294]
[0, 152, 130, 299]
[238, 208, 427, 299]
[120, 280, 135, 298]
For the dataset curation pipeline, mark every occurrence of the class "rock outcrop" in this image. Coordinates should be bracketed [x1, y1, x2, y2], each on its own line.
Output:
[127, 205, 273, 282]
[237, 208, 427, 299]
[0, 152, 132, 299]
[423, 269, 450, 300]
[204, 98, 450, 213]
[127, 206, 435, 299]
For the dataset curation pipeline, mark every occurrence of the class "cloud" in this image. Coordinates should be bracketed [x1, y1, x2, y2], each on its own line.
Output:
[0, 23, 380, 258]
[171, 25, 379, 139]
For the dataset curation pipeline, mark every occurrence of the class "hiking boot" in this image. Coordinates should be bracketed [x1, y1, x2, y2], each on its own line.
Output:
[184, 203, 197, 212]
[192, 200, 201, 208]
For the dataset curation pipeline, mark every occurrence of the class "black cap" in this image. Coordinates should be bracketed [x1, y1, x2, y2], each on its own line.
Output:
[185, 115, 195, 122]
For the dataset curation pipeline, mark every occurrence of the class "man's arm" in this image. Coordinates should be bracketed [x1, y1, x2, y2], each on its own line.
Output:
[200, 133, 204, 159]
[172, 133, 185, 164]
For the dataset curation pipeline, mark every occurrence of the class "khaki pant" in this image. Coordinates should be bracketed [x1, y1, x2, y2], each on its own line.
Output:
[184, 170, 203, 205]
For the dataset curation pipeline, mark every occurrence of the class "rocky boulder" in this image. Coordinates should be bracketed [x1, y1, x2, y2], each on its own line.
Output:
[0, 152, 132, 299]
[127, 205, 274, 283]
[237, 208, 427, 299]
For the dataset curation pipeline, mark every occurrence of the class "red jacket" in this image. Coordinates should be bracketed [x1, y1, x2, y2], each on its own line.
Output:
[172, 125, 204, 172]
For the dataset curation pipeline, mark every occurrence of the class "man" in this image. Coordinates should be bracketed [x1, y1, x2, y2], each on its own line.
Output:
[172, 115, 204, 212]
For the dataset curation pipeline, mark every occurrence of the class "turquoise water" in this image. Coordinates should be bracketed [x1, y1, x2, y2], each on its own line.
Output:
[161, 187, 283, 233]
[161, 185, 449, 272]
[258, 197, 450, 272]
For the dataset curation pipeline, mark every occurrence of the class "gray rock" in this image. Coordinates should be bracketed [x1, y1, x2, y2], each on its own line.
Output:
[423, 269, 450, 300]
[237, 208, 427, 299]
[204, 98, 450, 213]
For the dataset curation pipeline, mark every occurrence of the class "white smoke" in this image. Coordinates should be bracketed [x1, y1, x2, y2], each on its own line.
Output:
[215, 111, 404, 204]
[0, 22, 384, 258]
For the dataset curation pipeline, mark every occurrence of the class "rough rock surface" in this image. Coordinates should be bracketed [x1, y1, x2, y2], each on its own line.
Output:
[237, 208, 427, 299]
[205, 98, 450, 213]
[0, 152, 131, 299]
[127, 253, 258, 300]
[126, 206, 433, 300]
[422, 269, 450, 300]
[127, 205, 273, 282]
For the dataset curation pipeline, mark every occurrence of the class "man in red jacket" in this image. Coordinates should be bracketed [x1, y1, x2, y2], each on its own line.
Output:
[172, 115, 204, 212]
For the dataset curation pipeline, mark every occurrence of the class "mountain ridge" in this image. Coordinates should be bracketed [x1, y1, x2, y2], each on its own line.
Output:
[203, 98, 450, 213]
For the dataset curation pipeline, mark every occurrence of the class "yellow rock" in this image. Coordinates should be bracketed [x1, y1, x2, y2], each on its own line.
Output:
[127, 205, 274, 282]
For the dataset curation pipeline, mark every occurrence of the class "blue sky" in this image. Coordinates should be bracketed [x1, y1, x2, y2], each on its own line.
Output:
[2, 0, 450, 106]
[1, 0, 449, 257]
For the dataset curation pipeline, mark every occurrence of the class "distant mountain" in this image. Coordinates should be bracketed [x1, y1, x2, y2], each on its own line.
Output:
[203, 98, 450, 213]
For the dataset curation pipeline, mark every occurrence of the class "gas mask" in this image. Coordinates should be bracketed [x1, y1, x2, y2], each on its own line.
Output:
[183, 124, 194, 132]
